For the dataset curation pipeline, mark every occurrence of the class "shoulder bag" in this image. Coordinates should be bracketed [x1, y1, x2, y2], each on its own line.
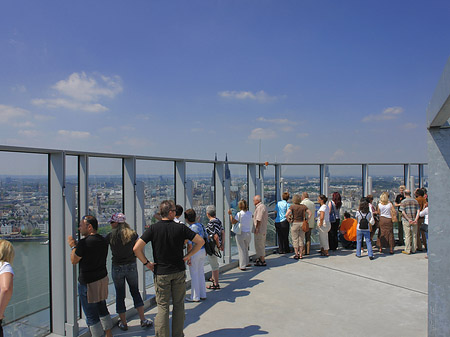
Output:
[231, 212, 242, 235]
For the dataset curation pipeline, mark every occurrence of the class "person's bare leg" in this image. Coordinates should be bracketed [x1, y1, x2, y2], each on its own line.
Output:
[212, 270, 219, 285]
[137, 306, 146, 322]
[105, 329, 113, 337]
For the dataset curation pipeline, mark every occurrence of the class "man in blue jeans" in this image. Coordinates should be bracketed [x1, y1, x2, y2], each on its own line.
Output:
[134, 200, 204, 337]
[68, 215, 113, 337]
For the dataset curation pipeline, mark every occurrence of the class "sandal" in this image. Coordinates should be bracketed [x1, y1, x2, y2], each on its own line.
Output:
[207, 277, 213, 282]
[140, 319, 153, 328]
[293, 255, 299, 260]
[118, 321, 128, 331]
[207, 283, 220, 290]
[255, 260, 267, 266]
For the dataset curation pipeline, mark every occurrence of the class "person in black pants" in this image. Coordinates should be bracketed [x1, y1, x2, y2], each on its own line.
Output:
[328, 192, 342, 250]
[274, 192, 290, 253]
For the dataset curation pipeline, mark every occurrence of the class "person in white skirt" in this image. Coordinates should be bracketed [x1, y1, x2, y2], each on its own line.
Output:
[0, 240, 14, 337]
[184, 209, 207, 302]
[228, 200, 253, 270]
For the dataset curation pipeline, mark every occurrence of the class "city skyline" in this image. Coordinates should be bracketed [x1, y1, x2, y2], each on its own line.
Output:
[1, 1, 449, 165]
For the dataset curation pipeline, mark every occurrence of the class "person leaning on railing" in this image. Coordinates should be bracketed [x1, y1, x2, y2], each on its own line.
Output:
[0, 240, 14, 337]
[106, 212, 153, 331]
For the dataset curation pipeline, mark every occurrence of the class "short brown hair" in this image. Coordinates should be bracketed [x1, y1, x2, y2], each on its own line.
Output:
[292, 194, 301, 204]
[282, 192, 290, 201]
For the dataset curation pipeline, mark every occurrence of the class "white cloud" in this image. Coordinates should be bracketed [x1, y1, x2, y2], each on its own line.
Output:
[283, 144, 301, 154]
[402, 122, 418, 130]
[363, 106, 404, 122]
[330, 149, 346, 161]
[11, 84, 27, 93]
[13, 121, 34, 128]
[32, 72, 122, 113]
[296, 132, 309, 138]
[249, 128, 277, 140]
[191, 128, 204, 133]
[58, 130, 91, 139]
[18, 129, 41, 138]
[257, 117, 294, 124]
[281, 126, 294, 132]
[218, 90, 282, 103]
[32, 98, 108, 113]
[0, 104, 30, 123]
[53, 72, 122, 102]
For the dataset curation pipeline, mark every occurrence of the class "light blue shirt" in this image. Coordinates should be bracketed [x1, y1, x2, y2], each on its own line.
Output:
[189, 223, 206, 250]
[275, 200, 290, 222]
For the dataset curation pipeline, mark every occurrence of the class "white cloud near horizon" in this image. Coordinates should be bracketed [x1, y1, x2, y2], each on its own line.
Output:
[18, 129, 41, 138]
[0, 104, 30, 123]
[283, 144, 301, 154]
[257, 117, 295, 125]
[219, 90, 281, 103]
[58, 130, 91, 139]
[363, 106, 404, 122]
[249, 128, 277, 140]
[296, 132, 309, 138]
[32, 72, 123, 113]
[330, 149, 346, 161]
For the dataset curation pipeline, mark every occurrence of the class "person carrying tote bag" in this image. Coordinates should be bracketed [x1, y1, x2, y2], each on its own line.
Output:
[228, 200, 253, 270]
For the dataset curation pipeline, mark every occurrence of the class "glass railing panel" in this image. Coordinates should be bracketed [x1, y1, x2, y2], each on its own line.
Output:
[0, 152, 50, 336]
[262, 165, 276, 247]
[227, 164, 247, 256]
[281, 165, 321, 244]
[369, 165, 404, 202]
[136, 159, 175, 286]
[88, 157, 122, 304]
[186, 162, 214, 225]
[327, 165, 362, 216]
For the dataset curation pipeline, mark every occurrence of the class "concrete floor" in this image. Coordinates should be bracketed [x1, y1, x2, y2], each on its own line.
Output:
[110, 247, 428, 337]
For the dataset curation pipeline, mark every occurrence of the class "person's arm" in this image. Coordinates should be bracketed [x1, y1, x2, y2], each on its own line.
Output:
[133, 238, 155, 271]
[413, 209, 420, 224]
[0, 272, 13, 320]
[228, 209, 238, 224]
[183, 234, 204, 262]
[285, 209, 292, 222]
[67, 235, 81, 265]
[306, 209, 312, 221]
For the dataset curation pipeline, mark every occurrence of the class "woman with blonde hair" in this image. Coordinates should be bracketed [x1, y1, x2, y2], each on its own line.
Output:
[376, 192, 396, 254]
[106, 213, 152, 331]
[228, 199, 253, 270]
[285, 194, 312, 260]
[0, 240, 14, 337]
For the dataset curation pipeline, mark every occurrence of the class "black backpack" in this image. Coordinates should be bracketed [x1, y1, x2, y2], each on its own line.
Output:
[201, 224, 221, 257]
[359, 212, 369, 230]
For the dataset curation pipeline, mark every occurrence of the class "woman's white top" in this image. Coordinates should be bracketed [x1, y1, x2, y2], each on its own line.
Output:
[235, 210, 253, 233]
[420, 207, 428, 225]
[318, 204, 330, 225]
[0, 262, 14, 276]
[379, 203, 393, 219]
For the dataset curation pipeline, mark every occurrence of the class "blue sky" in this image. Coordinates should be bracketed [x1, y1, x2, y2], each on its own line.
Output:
[1, 0, 449, 165]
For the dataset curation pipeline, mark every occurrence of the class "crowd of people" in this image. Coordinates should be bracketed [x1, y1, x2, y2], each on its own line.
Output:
[0, 185, 429, 337]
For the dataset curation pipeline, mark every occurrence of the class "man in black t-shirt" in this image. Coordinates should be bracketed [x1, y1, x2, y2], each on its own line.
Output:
[67, 215, 113, 337]
[394, 185, 406, 245]
[133, 200, 204, 337]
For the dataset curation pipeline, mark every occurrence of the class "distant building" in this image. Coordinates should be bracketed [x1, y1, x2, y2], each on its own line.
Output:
[1, 224, 12, 235]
